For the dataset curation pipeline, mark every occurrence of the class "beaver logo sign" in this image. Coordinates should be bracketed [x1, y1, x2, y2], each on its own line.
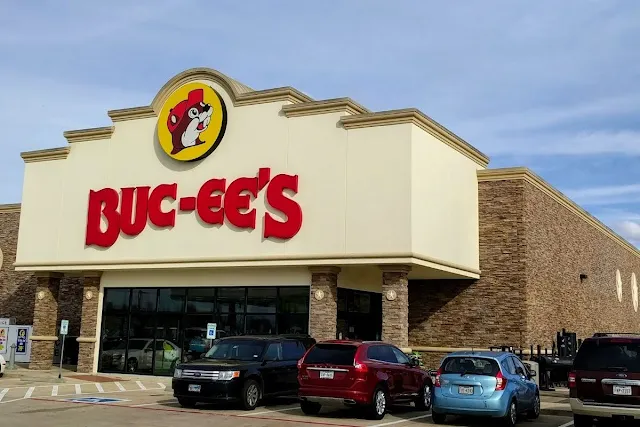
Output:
[157, 82, 227, 162]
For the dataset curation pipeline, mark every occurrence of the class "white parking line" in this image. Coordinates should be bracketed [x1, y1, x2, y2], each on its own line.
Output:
[370, 414, 432, 427]
[0, 389, 8, 402]
[558, 422, 574, 427]
[95, 383, 105, 393]
[136, 381, 146, 390]
[158, 383, 166, 390]
[115, 382, 126, 391]
[24, 387, 35, 399]
[52, 386, 58, 397]
[75, 384, 82, 395]
[239, 406, 300, 416]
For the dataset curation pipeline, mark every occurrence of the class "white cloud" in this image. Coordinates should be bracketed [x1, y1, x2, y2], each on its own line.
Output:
[565, 183, 640, 206]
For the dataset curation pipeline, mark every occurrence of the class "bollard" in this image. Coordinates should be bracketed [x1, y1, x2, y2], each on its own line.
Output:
[8, 343, 16, 370]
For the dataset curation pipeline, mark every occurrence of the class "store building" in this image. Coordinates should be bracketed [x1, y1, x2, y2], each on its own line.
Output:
[1, 67, 640, 374]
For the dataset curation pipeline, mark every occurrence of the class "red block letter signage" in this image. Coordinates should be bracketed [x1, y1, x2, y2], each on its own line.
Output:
[86, 188, 121, 248]
[264, 174, 302, 239]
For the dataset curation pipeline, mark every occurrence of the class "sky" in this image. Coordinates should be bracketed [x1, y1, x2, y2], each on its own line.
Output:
[1, 1, 640, 245]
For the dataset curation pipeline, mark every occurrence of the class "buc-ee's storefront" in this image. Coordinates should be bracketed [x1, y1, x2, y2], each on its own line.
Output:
[14, 67, 488, 375]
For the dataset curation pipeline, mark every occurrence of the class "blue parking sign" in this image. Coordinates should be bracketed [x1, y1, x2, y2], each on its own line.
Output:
[206, 323, 217, 339]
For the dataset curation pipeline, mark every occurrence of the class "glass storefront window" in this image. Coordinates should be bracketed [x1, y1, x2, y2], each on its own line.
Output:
[186, 288, 215, 313]
[100, 286, 309, 376]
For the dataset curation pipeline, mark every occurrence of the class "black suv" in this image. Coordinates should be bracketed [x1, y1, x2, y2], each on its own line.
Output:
[172, 335, 315, 410]
[570, 333, 640, 425]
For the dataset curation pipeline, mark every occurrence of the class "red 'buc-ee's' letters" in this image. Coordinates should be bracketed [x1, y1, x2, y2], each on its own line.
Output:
[85, 168, 303, 248]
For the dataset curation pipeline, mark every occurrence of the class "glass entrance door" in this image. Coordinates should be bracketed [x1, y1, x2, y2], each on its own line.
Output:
[337, 289, 382, 341]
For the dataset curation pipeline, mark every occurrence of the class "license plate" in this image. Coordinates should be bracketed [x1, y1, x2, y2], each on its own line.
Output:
[613, 385, 632, 396]
[319, 371, 334, 379]
[458, 386, 474, 395]
[188, 384, 201, 393]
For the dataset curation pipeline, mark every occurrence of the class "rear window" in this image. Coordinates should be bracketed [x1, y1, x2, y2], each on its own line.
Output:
[304, 344, 358, 365]
[574, 340, 640, 372]
[442, 357, 500, 376]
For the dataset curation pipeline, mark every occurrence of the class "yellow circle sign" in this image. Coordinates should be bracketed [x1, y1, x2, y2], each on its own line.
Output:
[157, 82, 227, 162]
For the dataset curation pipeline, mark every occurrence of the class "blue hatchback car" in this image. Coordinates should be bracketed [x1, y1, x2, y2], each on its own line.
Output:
[432, 351, 540, 426]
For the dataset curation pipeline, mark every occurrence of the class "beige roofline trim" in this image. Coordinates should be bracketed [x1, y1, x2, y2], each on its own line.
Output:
[478, 167, 640, 259]
[282, 97, 371, 117]
[13, 252, 480, 276]
[63, 126, 114, 144]
[107, 106, 156, 122]
[0, 203, 21, 213]
[340, 109, 490, 168]
[21, 146, 70, 163]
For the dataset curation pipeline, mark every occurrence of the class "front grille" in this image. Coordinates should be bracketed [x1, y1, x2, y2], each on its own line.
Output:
[182, 370, 220, 380]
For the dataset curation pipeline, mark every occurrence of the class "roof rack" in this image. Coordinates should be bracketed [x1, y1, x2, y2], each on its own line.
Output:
[592, 332, 640, 337]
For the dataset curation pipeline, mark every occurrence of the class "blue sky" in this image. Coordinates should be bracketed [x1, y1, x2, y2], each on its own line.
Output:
[1, 1, 640, 244]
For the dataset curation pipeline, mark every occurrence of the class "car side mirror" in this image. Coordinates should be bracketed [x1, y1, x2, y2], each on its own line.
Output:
[529, 369, 537, 377]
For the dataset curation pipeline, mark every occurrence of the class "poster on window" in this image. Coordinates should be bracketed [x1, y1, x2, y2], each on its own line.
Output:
[0, 327, 8, 354]
[16, 328, 28, 354]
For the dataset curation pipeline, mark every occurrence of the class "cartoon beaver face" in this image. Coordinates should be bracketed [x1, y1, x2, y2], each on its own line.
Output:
[167, 88, 214, 155]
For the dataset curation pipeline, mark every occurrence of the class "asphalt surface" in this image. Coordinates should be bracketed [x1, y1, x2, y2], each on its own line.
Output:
[0, 380, 575, 427]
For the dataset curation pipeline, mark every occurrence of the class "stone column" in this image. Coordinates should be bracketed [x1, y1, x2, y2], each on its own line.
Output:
[76, 272, 102, 374]
[309, 266, 340, 341]
[381, 265, 411, 349]
[29, 272, 62, 370]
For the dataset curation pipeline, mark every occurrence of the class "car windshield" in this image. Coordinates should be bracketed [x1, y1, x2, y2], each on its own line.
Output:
[574, 340, 640, 372]
[204, 340, 266, 361]
[442, 356, 500, 376]
[304, 344, 358, 365]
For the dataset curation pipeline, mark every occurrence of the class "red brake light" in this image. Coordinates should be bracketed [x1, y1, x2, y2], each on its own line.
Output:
[434, 368, 442, 387]
[495, 370, 507, 391]
[568, 371, 576, 388]
[353, 347, 368, 374]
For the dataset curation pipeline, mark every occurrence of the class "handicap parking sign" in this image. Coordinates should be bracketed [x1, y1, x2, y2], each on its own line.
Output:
[206, 323, 217, 339]
[63, 397, 129, 404]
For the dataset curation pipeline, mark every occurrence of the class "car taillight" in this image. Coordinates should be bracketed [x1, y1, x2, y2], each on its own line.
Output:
[568, 371, 576, 388]
[354, 362, 368, 373]
[434, 368, 442, 387]
[495, 370, 507, 391]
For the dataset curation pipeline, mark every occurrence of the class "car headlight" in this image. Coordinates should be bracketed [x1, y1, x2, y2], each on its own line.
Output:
[173, 368, 183, 378]
[218, 371, 240, 381]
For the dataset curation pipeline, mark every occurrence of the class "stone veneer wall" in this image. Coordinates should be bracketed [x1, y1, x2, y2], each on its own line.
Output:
[1, 206, 83, 360]
[524, 181, 640, 347]
[408, 180, 528, 368]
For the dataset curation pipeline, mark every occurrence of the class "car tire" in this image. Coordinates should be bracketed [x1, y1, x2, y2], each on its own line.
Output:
[573, 414, 592, 427]
[366, 386, 388, 420]
[177, 398, 197, 408]
[300, 400, 322, 415]
[431, 412, 446, 424]
[414, 382, 432, 411]
[502, 399, 517, 427]
[241, 379, 261, 411]
[527, 393, 540, 419]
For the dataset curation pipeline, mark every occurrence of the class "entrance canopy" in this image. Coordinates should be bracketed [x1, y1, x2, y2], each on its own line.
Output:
[15, 68, 488, 279]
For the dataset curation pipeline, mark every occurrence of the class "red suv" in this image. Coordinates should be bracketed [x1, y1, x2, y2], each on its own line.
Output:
[297, 340, 433, 420]
[569, 333, 640, 425]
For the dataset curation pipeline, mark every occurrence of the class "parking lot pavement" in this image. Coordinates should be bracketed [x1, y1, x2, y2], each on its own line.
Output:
[0, 383, 575, 427]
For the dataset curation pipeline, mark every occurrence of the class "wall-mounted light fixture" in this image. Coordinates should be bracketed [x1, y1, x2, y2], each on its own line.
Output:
[580, 273, 588, 282]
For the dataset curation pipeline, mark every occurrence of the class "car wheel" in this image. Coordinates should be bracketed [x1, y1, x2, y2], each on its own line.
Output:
[300, 400, 322, 415]
[366, 386, 388, 420]
[414, 382, 432, 411]
[241, 379, 261, 411]
[573, 414, 592, 427]
[502, 400, 517, 427]
[431, 412, 446, 424]
[527, 393, 540, 419]
[126, 358, 138, 373]
[177, 398, 197, 408]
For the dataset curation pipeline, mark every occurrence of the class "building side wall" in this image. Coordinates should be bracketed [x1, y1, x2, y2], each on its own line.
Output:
[408, 180, 527, 368]
[523, 182, 640, 347]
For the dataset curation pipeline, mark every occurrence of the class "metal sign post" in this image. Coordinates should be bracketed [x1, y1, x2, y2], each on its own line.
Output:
[58, 320, 69, 380]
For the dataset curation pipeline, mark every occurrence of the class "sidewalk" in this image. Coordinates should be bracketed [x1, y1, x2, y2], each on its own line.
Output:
[541, 388, 571, 416]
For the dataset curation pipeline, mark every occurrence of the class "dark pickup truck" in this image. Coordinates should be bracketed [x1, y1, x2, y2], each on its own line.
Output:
[172, 335, 315, 410]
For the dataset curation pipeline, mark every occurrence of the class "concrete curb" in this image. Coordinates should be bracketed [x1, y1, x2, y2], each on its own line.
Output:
[541, 407, 572, 417]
